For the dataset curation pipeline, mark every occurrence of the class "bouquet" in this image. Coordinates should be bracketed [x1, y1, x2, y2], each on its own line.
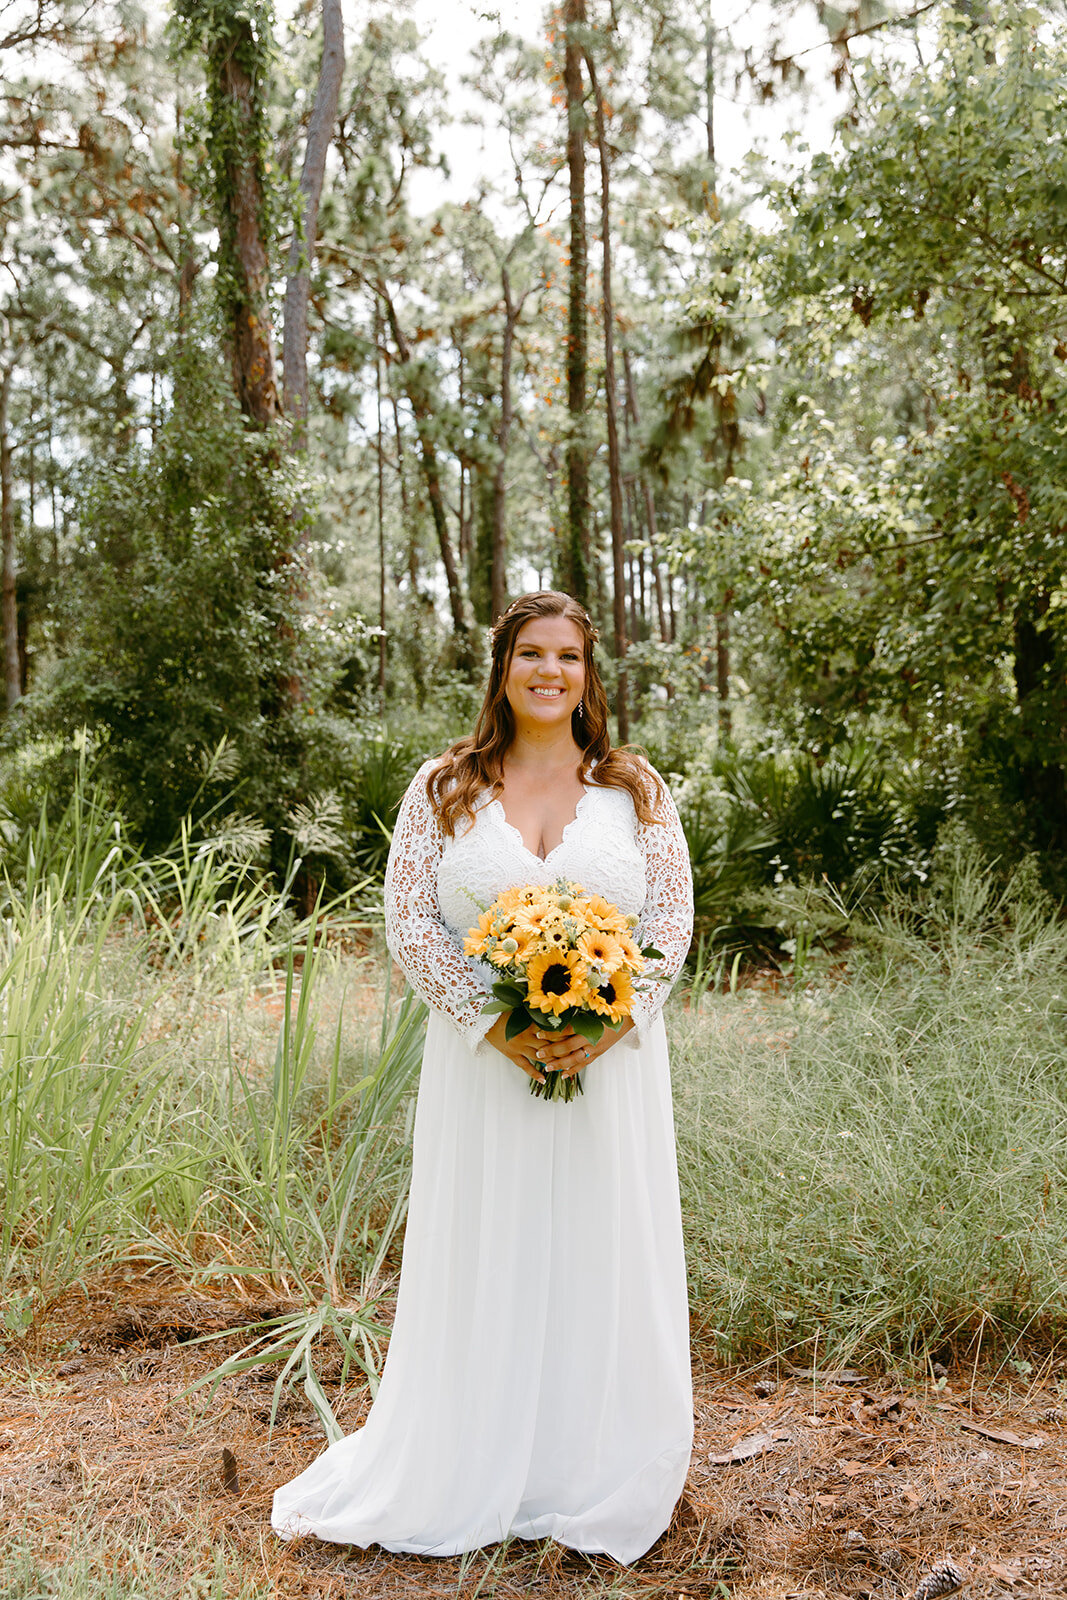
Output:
[464, 878, 663, 1101]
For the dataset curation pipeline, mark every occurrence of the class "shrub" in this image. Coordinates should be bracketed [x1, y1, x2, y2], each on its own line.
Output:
[27, 345, 353, 872]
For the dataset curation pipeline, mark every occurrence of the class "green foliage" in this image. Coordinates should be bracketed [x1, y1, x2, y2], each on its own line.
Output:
[346, 732, 419, 877]
[172, 0, 282, 318]
[674, 743, 930, 956]
[722, 746, 921, 893]
[31, 346, 348, 861]
[674, 837, 1067, 1366]
[704, 8, 1067, 879]
[0, 771, 421, 1332]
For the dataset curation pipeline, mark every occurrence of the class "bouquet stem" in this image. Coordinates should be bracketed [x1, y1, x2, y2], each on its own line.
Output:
[530, 1068, 585, 1102]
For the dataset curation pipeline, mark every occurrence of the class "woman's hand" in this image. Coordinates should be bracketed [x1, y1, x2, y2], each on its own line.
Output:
[485, 1012, 634, 1082]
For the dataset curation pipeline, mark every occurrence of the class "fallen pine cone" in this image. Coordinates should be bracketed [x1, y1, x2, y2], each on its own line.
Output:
[910, 1559, 965, 1600]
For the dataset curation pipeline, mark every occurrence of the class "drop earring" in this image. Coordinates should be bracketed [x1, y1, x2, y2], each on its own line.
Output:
[577, 698, 584, 719]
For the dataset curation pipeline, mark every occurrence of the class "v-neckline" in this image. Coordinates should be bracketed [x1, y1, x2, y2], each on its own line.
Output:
[490, 787, 591, 864]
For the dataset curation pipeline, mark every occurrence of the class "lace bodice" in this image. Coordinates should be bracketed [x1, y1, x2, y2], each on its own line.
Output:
[384, 760, 693, 1052]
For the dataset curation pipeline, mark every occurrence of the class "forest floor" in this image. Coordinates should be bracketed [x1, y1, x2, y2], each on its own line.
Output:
[2, 1272, 1066, 1600]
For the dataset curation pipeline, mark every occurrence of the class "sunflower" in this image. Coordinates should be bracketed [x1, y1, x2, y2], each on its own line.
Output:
[577, 928, 625, 973]
[586, 967, 635, 1024]
[525, 949, 590, 1016]
[463, 909, 495, 957]
[538, 910, 572, 947]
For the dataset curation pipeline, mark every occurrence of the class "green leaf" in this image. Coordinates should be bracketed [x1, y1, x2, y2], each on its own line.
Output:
[641, 945, 665, 960]
[481, 999, 513, 1015]
[528, 1008, 563, 1030]
[568, 1012, 605, 1044]
[504, 1006, 533, 1042]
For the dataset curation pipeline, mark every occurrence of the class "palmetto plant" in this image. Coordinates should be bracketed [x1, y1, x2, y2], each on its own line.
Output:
[349, 734, 415, 879]
[681, 794, 776, 948]
[722, 746, 913, 892]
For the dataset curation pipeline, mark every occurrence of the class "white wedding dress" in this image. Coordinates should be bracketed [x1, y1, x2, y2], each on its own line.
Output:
[271, 762, 694, 1565]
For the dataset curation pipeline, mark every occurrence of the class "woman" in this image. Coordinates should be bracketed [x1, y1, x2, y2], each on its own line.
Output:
[272, 590, 694, 1564]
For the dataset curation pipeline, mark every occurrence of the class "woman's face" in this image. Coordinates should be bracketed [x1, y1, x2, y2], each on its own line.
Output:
[504, 615, 586, 735]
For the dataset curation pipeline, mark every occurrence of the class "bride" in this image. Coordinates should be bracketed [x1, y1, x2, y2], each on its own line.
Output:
[272, 589, 694, 1564]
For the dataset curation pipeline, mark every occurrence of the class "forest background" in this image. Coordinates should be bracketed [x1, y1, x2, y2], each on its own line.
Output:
[2, 0, 1065, 920]
[3, 6, 1067, 1596]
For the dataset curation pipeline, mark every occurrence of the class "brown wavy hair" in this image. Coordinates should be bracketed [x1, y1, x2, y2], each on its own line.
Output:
[426, 590, 665, 837]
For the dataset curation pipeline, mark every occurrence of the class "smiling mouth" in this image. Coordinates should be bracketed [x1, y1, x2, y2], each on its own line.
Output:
[531, 687, 566, 697]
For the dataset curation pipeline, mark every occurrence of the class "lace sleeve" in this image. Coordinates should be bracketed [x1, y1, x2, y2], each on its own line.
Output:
[627, 770, 693, 1046]
[384, 761, 496, 1051]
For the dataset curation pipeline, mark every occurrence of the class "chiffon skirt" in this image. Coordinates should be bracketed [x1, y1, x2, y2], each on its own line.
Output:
[271, 1009, 693, 1565]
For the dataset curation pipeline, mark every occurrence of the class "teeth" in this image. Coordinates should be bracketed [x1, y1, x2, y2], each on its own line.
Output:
[532, 688, 563, 696]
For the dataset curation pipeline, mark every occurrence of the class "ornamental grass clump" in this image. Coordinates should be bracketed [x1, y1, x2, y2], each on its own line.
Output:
[671, 846, 1067, 1367]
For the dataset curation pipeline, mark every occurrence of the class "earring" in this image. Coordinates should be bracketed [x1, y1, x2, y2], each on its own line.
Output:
[577, 698, 584, 719]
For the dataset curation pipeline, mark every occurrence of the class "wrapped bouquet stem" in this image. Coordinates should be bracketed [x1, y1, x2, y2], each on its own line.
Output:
[465, 878, 663, 1101]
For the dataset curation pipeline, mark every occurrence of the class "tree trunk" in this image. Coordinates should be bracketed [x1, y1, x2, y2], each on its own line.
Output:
[457, 349, 472, 563]
[562, 0, 590, 606]
[389, 387, 427, 707]
[375, 305, 386, 702]
[490, 267, 518, 623]
[705, 11, 717, 206]
[0, 365, 20, 710]
[381, 286, 471, 665]
[1012, 591, 1067, 856]
[592, 507, 605, 618]
[174, 98, 198, 346]
[213, 13, 280, 425]
[715, 609, 732, 738]
[622, 349, 669, 643]
[586, 46, 627, 739]
[389, 391, 413, 581]
[283, 0, 345, 443]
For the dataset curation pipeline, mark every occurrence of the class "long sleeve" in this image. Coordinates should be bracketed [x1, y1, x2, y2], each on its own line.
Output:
[627, 774, 693, 1046]
[384, 761, 497, 1051]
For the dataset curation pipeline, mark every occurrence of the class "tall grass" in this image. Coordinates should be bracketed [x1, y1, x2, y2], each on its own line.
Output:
[674, 836, 1067, 1367]
[0, 768, 422, 1339]
[4, 773, 1065, 1379]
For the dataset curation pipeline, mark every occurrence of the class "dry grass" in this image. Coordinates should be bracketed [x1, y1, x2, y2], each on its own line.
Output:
[2, 1275, 1066, 1599]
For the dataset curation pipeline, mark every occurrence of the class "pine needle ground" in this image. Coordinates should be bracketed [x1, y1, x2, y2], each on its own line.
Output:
[2, 1273, 1066, 1599]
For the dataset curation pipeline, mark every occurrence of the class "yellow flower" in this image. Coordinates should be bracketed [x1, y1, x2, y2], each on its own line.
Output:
[464, 909, 494, 957]
[580, 893, 631, 934]
[496, 884, 543, 912]
[517, 901, 561, 933]
[614, 932, 644, 968]
[526, 949, 590, 1016]
[586, 967, 635, 1024]
[577, 928, 625, 973]
[537, 909, 573, 946]
[507, 926, 539, 965]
